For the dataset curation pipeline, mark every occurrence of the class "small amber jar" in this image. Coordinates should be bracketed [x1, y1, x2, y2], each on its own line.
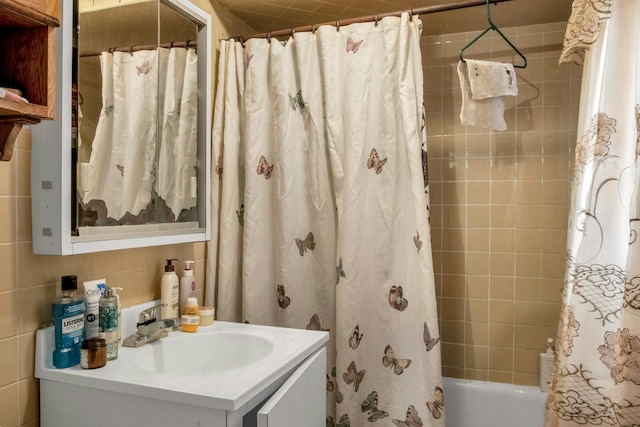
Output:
[81, 338, 107, 369]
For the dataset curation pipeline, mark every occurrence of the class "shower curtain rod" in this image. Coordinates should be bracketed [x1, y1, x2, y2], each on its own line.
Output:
[237, 0, 513, 41]
[78, 40, 196, 58]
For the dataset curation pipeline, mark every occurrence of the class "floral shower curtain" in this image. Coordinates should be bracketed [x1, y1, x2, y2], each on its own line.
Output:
[545, 1, 640, 426]
[206, 13, 443, 426]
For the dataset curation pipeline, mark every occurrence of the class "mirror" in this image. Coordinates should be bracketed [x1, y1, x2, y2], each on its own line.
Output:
[31, 0, 211, 255]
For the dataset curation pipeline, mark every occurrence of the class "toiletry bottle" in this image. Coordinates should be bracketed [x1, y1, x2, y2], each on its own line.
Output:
[179, 260, 197, 315]
[52, 275, 86, 368]
[161, 259, 179, 319]
[540, 337, 554, 392]
[184, 296, 200, 317]
[99, 286, 119, 361]
[112, 287, 123, 348]
[83, 279, 105, 339]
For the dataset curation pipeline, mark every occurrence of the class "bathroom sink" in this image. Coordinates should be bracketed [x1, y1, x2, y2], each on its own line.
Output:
[134, 332, 275, 375]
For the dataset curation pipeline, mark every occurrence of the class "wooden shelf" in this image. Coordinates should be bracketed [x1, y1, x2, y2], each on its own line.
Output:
[0, 0, 58, 161]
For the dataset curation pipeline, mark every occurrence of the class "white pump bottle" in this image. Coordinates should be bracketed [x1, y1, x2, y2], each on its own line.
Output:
[179, 261, 197, 316]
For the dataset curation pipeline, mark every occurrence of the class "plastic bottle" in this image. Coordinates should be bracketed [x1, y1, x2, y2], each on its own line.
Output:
[184, 296, 200, 316]
[52, 275, 85, 368]
[540, 338, 554, 392]
[112, 287, 123, 348]
[161, 259, 179, 319]
[179, 261, 197, 315]
[99, 286, 118, 361]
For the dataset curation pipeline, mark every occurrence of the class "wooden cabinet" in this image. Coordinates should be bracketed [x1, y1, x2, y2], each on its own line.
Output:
[0, 0, 58, 160]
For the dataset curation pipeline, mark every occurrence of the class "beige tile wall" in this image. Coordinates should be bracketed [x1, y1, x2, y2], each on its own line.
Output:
[0, 4, 253, 426]
[423, 22, 582, 386]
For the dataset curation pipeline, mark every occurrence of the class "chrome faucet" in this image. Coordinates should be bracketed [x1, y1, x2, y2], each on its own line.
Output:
[122, 304, 181, 348]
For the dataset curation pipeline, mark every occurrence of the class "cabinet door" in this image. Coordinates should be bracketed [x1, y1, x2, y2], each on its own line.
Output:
[256, 347, 326, 427]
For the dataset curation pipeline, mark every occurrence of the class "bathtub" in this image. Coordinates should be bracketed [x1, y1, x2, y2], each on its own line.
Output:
[443, 377, 548, 427]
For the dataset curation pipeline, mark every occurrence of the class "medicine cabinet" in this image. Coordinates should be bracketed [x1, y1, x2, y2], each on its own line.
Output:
[31, 0, 211, 255]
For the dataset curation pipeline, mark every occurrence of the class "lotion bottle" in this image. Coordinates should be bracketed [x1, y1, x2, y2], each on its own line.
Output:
[540, 337, 554, 392]
[179, 260, 197, 315]
[99, 286, 118, 361]
[161, 259, 179, 319]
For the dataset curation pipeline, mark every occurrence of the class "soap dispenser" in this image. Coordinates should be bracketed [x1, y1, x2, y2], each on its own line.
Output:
[540, 337, 554, 392]
[179, 260, 197, 315]
[161, 259, 179, 319]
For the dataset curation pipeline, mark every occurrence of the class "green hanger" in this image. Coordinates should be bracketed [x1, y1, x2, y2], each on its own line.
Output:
[459, 0, 527, 68]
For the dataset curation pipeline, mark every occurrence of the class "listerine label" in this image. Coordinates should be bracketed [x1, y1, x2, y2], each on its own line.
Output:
[62, 313, 84, 335]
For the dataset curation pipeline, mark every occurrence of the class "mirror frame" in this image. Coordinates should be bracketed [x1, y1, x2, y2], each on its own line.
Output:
[31, 0, 212, 255]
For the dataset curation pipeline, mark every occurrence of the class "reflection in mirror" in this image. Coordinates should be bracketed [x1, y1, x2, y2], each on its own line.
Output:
[75, 0, 199, 231]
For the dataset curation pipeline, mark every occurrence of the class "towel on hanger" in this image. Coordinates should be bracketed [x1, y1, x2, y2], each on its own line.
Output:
[466, 59, 518, 99]
[457, 60, 518, 131]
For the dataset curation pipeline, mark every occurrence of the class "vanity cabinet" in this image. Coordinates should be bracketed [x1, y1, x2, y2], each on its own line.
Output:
[0, 0, 58, 160]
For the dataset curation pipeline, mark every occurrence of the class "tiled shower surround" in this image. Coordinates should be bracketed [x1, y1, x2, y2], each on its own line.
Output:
[423, 21, 581, 385]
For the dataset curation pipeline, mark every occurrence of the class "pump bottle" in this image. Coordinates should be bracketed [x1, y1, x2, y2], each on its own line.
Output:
[161, 259, 179, 319]
[179, 261, 197, 315]
[540, 338, 554, 392]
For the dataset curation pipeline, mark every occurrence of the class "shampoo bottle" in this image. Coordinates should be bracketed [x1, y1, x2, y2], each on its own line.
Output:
[161, 259, 179, 319]
[99, 286, 118, 361]
[179, 260, 197, 315]
[52, 275, 85, 368]
[540, 338, 554, 392]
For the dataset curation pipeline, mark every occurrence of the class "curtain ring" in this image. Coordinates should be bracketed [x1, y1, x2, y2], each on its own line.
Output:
[311, 24, 316, 34]
[374, 14, 378, 26]
[267, 32, 272, 43]
[169, 41, 176, 48]
[335, 20, 340, 32]
[128, 45, 135, 56]
[291, 27, 295, 37]
[410, 8, 414, 16]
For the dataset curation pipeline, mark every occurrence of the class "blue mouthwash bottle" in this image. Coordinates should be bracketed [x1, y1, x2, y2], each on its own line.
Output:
[52, 275, 85, 368]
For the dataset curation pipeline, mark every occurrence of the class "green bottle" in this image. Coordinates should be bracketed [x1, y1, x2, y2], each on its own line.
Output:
[99, 286, 118, 361]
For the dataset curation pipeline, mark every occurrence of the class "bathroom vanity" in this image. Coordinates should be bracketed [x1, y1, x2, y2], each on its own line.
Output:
[36, 302, 329, 427]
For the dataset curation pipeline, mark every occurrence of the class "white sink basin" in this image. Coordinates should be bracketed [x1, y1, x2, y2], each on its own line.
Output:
[134, 332, 275, 375]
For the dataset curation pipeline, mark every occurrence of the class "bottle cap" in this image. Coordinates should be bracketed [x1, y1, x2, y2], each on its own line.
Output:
[165, 258, 178, 272]
[103, 285, 113, 298]
[186, 296, 198, 306]
[61, 275, 78, 291]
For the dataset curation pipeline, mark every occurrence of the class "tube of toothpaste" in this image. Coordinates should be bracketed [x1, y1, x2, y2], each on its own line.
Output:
[83, 279, 106, 339]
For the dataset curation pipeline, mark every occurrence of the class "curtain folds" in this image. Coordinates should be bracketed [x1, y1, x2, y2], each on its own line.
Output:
[545, 1, 640, 426]
[207, 13, 443, 425]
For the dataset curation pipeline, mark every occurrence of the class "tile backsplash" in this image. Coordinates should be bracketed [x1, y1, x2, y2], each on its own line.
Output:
[423, 21, 581, 385]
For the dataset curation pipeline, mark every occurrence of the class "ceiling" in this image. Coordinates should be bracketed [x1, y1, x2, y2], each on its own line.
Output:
[215, 0, 573, 37]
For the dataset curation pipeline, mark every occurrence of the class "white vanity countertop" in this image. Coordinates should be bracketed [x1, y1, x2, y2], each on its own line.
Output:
[36, 302, 329, 411]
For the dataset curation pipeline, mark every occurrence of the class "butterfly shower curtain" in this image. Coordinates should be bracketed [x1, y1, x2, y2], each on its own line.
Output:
[545, 1, 640, 426]
[206, 13, 443, 426]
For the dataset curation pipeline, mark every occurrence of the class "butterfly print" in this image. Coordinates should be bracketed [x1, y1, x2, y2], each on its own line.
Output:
[116, 164, 124, 177]
[236, 204, 244, 226]
[295, 232, 316, 256]
[306, 313, 330, 331]
[256, 155, 274, 179]
[276, 284, 290, 309]
[393, 405, 423, 427]
[389, 285, 408, 311]
[289, 90, 305, 111]
[414, 231, 423, 253]
[215, 155, 223, 176]
[330, 366, 344, 403]
[336, 257, 347, 284]
[343, 361, 365, 392]
[382, 344, 412, 375]
[349, 325, 363, 350]
[326, 374, 335, 393]
[104, 104, 114, 117]
[331, 414, 350, 427]
[346, 37, 363, 54]
[360, 390, 389, 422]
[426, 386, 444, 419]
[367, 148, 388, 174]
[136, 60, 151, 76]
[423, 321, 441, 351]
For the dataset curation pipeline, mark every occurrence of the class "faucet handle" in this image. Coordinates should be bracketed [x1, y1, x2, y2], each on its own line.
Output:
[137, 304, 163, 326]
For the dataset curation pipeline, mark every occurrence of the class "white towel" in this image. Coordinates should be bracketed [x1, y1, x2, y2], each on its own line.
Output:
[466, 59, 518, 100]
[458, 61, 508, 131]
